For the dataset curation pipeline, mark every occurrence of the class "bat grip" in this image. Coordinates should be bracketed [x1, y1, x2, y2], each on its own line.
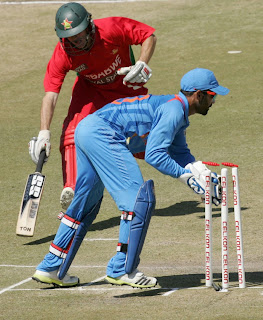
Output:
[36, 150, 46, 173]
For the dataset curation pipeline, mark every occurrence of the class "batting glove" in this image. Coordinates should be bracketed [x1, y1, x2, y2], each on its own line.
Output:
[29, 130, 51, 164]
[117, 61, 152, 90]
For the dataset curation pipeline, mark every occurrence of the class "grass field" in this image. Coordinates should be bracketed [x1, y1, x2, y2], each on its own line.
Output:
[1, 0, 263, 319]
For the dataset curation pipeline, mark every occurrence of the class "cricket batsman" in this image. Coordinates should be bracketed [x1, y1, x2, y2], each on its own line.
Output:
[32, 68, 229, 288]
[28, 2, 156, 213]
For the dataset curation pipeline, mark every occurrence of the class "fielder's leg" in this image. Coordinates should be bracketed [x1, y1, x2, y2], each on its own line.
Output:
[73, 115, 157, 288]
[105, 180, 157, 288]
[33, 145, 104, 287]
[58, 197, 102, 280]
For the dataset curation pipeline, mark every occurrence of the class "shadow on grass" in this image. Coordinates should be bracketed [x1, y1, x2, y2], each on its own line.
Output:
[35, 271, 263, 294]
[112, 271, 263, 298]
[154, 200, 202, 216]
[24, 234, 55, 245]
[155, 200, 249, 218]
[23, 201, 249, 246]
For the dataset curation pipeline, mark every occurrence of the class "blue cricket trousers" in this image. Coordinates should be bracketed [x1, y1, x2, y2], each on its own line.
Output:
[37, 114, 144, 277]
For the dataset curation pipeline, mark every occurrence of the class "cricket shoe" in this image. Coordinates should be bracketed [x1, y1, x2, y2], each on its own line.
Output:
[32, 269, 79, 287]
[60, 187, 74, 211]
[105, 269, 157, 288]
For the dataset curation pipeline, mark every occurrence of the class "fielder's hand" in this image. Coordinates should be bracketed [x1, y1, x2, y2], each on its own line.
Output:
[178, 161, 221, 206]
[29, 130, 51, 164]
[117, 61, 152, 90]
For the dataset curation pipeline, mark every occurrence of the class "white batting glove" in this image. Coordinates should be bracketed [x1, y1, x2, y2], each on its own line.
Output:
[29, 130, 51, 164]
[117, 61, 152, 90]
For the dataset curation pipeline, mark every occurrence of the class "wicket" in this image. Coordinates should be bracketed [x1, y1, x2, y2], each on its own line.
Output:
[204, 162, 245, 289]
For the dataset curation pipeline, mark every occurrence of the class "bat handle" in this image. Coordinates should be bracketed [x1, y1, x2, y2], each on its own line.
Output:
[36, 150, 46, 173]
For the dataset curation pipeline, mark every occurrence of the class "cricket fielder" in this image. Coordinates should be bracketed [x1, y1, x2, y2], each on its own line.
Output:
[29, 2, 156, 213]
[32, 68, 229, 288]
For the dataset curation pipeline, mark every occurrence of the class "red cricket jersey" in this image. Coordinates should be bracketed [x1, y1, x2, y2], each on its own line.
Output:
[44, 17, 155, 93]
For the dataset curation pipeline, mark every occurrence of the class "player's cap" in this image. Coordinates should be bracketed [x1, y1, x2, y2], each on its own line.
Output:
[180, 68, 230, 95]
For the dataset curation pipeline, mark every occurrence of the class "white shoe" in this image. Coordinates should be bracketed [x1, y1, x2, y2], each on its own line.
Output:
[105, 269, 157, 288]
[32, 269, 79, 287]
[60, 187, 74, 211]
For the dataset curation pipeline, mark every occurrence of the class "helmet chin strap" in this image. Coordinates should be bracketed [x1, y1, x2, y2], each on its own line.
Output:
[83, 19, 95, 51]
[83, 29, 95, 51]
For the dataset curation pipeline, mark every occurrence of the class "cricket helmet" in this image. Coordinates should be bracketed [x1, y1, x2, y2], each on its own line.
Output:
[55, 2, 95, 55]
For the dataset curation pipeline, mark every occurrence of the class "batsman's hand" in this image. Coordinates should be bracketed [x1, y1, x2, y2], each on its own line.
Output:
[29, 130, 51, 164]
[178, 161, 221, 206]
[117, 61, 152, 90]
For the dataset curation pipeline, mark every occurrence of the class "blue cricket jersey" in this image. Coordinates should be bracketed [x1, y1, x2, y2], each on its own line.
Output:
[94, 92, 195, 178]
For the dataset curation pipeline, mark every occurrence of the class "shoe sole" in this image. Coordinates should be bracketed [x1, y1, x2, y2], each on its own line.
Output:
[104, 276, 157, 288]
[32, 274, 79, 288]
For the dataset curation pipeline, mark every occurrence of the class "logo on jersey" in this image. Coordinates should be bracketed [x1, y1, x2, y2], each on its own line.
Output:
[84, 54, 122, 84]
[75, 64, 88, 73]
[111, 49, 118, 55]
[61, 18, 73, 30]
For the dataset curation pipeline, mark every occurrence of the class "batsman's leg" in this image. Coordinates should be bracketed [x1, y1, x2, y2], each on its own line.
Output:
[59, 113, 85, 211]
[59, 82, 104, 212]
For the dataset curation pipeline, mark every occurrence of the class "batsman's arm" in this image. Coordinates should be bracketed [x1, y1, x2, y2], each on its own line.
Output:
[29, 92, 58, 164]
[40, 91, 59, 130]
[138, 34, 157, 64]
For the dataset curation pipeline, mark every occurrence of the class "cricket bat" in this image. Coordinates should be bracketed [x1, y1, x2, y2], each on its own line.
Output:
[16, 150, 46, 236]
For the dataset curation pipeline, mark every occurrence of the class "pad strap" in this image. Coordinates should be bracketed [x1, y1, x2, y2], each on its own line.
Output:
[121, 211, 135, 221]
[57, 211, 65, 220]
[117, 243, 128, 253]
[49, 243, 69, 259]
[61, 214, 81, 230]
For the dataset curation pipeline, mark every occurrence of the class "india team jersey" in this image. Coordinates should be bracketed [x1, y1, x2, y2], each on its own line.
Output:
[95, 92, 195, 177]
[44, 17, 155, 93]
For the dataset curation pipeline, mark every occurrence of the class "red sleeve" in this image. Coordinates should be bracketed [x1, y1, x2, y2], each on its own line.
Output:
[43, 43, 71, 93]
[96, 17, 155, 47]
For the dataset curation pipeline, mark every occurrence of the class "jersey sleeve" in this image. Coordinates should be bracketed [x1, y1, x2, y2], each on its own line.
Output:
[168, 130, 195, 167]
[144, 101, 191, 178]
[99, 17, 155, 46]
[43, 43, 71, 93]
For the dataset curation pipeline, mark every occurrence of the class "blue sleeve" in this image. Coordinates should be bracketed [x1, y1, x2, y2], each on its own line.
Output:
[144, 101, 190, 178]
[168, 129, 195, 167]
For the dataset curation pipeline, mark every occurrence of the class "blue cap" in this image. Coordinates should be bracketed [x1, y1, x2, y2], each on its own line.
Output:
[180, 68, 230, 95]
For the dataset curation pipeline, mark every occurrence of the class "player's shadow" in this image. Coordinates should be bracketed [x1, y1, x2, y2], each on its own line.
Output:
[154, 200, 203, 216]
[111, 271, 263, 298]
[36, 271, 263, 293]
[24, 234, 55, 245]
[24, 201, 249, 245]
[154, 200, 249, 218]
